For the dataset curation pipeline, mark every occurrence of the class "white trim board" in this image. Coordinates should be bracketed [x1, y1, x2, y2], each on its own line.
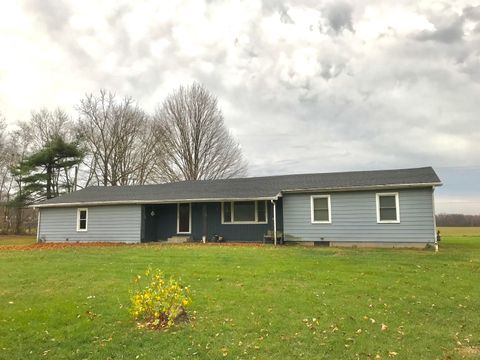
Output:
[310, 195, 332, 224]
[34, 196, 278, 208]
[376, 192, 400, 224]
[76, 208, 88, 232]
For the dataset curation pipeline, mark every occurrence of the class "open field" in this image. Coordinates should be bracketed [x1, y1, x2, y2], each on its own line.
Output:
[0, 230, 479, 359]
[438, 227, 480, 237]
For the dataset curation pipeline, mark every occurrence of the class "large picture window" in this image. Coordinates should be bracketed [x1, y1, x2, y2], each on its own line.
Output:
[376, 193, 400, 223]
[77, 208, 88, 231]
[310, 195, 331, 223]
[222, 201, 268, 224]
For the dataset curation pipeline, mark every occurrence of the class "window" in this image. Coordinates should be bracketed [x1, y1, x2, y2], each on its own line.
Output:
[223, 202, 232, 223]
[257, 201, 266, 222]
[177, 203, 191, 234]
[221, 201, 268, 224]
[234, 201, 256, 221]
[77, 208, 88, 231]
[376, 193, 400, 223]
[311, 195, 331, 223]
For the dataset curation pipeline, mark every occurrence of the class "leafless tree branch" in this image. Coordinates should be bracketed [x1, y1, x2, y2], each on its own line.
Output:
[153, 83, 247, 181]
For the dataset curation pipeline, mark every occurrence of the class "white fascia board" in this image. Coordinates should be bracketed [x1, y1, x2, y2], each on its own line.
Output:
[281, 182, 442, 194]
[32, 196, 278, 208]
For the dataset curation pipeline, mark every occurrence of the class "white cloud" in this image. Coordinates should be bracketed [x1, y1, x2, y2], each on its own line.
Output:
[0, 0, 479, 213]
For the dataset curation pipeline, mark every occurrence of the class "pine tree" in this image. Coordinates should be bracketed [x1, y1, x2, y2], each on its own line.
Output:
[11, 136, 84, 205]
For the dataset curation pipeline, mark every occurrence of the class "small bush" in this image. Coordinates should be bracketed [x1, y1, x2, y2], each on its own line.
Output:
[130, 268, 192, 329]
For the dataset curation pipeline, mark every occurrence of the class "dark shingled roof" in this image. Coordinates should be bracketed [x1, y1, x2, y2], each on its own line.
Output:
[36, 167, 441, 207]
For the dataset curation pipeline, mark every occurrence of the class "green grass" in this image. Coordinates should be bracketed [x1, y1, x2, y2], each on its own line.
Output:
[1, 233, 479, 359]
[0, 235, 36, 246]
[438, 227, 480, 237]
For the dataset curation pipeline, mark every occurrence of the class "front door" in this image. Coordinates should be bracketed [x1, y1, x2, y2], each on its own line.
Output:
[177, 203, 191, 234]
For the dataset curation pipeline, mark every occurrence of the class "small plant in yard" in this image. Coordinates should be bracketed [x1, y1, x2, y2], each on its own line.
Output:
[130, 268, 192, 330]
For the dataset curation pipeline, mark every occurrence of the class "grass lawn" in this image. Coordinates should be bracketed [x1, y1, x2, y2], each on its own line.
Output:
[0, 235, 37, 246]
[1, 233, 479, 359]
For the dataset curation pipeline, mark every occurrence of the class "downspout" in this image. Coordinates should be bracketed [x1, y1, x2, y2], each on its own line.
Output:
[271, 200, 277, 246]
[36, 208, 41, 243]
[432, 186, 438, 252]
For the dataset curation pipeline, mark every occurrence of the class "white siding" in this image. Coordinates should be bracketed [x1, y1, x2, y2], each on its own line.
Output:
[283, 188, 435, 244]
[38, 205, 141, 243]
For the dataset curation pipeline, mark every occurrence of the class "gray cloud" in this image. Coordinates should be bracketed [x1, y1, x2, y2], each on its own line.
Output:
[415, 17, 464, 43]
[324, 1, 354, 33]
[463, 5, 480, 20]
[280, 9, 294, 24]
[22, 0, 71, 34]
[2, 0, 480, 213]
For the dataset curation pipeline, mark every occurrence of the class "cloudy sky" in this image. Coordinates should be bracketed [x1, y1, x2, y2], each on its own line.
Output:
[1, 0, 479, 213]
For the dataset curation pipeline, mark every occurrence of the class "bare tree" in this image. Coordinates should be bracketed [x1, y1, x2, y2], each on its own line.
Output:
[0, 115, 31, 234]
[0, 114, 10, 232]
[153, 83, 247, 181]
[17, 108, 74, 151]
[76, 90, 159, 186]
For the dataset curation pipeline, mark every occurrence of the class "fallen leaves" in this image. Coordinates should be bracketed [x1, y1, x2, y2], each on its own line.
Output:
[0, 241, 266, 252]
[302, 318, 320, 331]
[457, 345, 480, 357]
[85, 310, 97, 320]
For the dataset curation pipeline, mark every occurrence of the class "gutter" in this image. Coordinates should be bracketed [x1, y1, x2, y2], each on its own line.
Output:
[32, 196, 278, 209]
[280, 182, 442, 194]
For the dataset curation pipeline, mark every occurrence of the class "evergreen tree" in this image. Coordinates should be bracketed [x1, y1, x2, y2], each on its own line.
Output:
[11, 136, 84, 205]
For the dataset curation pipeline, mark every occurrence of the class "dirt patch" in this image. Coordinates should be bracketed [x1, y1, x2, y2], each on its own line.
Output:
[458, 346, 480, 357]
[0, 241, 266, 251]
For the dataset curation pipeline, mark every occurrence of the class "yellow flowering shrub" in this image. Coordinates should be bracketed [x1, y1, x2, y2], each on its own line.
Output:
[130, 268, 192, 329]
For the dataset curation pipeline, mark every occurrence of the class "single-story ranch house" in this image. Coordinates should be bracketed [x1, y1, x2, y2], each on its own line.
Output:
[34, 167, 442, 248]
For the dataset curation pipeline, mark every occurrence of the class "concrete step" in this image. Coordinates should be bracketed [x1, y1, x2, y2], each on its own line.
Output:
[166, 236, 192, 243]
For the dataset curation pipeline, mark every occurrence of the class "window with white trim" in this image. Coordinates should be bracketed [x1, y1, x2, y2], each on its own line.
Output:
[376, 193, 400, 223]
[311, 195, 331, 223]
[222, 201, 268, 224]
[77, 208, 88, 231]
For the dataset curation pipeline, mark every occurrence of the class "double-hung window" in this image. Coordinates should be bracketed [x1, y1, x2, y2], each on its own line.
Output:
[310, 195, 331, 223]
[77, 208, 88, 231]
[222, 201, 268, 224]
[376, 193, 400, 223]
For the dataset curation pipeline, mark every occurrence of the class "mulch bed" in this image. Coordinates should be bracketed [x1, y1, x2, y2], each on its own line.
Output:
[0, 241, 266, 251]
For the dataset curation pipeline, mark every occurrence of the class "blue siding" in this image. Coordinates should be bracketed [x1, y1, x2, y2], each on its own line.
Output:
[283, 188, 435, 244]
[143, 200, 283, 242]
[39, 205, 141, 243]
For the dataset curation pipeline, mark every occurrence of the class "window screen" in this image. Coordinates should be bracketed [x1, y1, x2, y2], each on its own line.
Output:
[233, 201, 256, 222]
[257, 201, 266, 222]
[378, 195, 398, 221]
[313, 197, 329, 222]
[78, 209, 88, 230]
[223, 202, 232, 223]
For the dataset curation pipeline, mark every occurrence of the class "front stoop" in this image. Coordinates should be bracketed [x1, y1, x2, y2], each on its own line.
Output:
[166, 236, 192, 243]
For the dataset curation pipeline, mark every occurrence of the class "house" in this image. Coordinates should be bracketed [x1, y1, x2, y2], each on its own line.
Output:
[34, 167, 442, 248]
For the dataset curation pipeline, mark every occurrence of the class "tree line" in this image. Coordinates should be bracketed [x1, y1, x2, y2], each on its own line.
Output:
[0, 83, 247, 234]
[436, 214, 480, 227]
